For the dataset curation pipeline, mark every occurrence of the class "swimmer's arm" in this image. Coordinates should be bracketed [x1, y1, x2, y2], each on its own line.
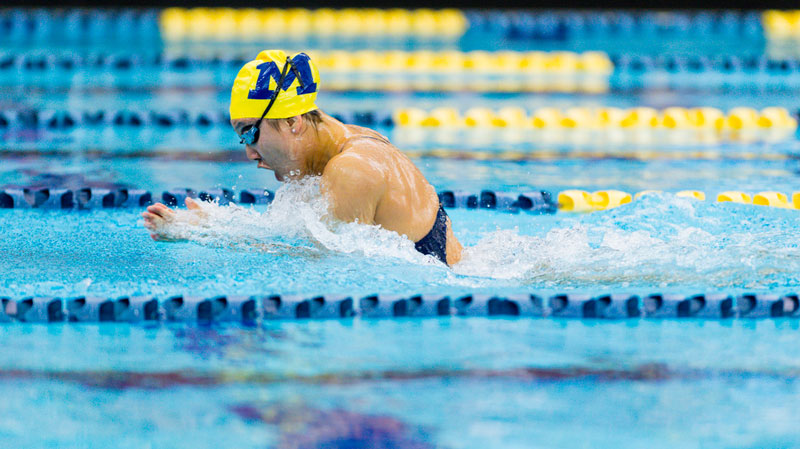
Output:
[321, 156, 385, 225]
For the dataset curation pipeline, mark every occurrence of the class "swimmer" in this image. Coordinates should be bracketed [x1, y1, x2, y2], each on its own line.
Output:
[143, 50, 462, 266]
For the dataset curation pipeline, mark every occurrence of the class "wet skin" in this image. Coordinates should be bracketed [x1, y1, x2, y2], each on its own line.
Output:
[143, 111, 462, 265]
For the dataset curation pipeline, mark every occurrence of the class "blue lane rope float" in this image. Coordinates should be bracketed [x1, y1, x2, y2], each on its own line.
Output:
[0, 9, 161, 43]
[0, 292, 797, 323]
[0, 187, 557, 214]
[0, 109, 234, 130]
[0, 188, 152, 210]
[611, 53, 800, 74]
[466, 10, 763, 42]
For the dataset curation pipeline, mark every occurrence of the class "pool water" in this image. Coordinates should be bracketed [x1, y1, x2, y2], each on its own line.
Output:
[3, 7, 800, 448]
[2, 187, 800, 298]
[3, 320, 800, 448]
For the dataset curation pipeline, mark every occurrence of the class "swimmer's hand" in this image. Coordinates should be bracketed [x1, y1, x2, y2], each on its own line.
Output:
[141, 197, 206, 241]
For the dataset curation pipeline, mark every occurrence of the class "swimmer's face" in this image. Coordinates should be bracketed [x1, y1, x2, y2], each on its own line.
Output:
[232, 117, 302, 182]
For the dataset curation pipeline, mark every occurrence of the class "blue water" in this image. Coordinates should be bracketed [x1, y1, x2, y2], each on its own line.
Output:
[2, 190, 800, 298]
[4, 8, 800, 448]
[4, 155, 800, 194]
[3, 320, 800, 448]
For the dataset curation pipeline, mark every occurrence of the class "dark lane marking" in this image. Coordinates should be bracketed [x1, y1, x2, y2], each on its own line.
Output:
[0, 363, 794, 390]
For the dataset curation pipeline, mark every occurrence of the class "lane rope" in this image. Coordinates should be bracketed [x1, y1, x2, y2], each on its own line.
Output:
[4, 107, 798, 146]
[469, 10, 762, 41]
[159, 8, 468, 40]
[0, 188, 556, 214]
[394, 106, 798, 131]
[557, 189, 800, 212]
[0, 292, 796, 322]
[4, 187, 800, 213]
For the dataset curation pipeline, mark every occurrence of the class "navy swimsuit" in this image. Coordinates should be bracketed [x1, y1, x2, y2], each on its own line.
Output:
[414, 203, 450, 265]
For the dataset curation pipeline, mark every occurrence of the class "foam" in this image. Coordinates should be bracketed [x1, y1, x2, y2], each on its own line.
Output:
[453, 194, 800, 289]
[150, 177, 434, 265]
[149, 187, 800, 290]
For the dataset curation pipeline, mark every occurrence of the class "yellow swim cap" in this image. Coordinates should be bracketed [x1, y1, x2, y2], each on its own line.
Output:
[230, 50, 320, 120]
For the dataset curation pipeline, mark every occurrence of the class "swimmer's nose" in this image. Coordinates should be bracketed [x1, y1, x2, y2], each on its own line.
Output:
[245, 145, 260, 160]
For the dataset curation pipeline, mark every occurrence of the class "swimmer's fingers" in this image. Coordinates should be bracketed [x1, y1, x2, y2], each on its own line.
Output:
[185, 197, 202, 211]
[142, 214, 178, 242]
[145, 203, 176, 221]
[141, 212, 165, 229]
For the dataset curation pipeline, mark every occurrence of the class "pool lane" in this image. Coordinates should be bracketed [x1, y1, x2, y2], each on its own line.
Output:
[2, 191, 800, 298]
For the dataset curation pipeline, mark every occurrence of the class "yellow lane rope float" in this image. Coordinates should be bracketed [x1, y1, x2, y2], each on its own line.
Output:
[762, 11, 800, 58]
[160, 8, 468, 40]
[160, 48, 612, 93]
[395, 106, 797, 130]
[304, 50, 613, 74]
[393, 106, 798, 144]
[309, 50, 611, 93]
[763, 10, 800, 40]
[557, 190, 800, 212]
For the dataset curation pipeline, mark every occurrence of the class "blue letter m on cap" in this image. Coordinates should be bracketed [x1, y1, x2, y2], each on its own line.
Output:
[248, 53, 317, 100]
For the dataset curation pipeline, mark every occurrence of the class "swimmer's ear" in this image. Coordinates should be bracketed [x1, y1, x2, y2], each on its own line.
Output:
[285, 115, 302, 133]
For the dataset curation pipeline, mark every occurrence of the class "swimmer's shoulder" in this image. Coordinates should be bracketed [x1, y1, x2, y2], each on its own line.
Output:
[340, 125, 393, 151]
[336, 126, 401, 171]
[324, 129, 389, 197]
[324, 143, 386, 183]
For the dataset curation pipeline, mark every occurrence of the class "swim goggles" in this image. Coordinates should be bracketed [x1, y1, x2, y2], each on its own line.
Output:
[238, 56, 308, 146]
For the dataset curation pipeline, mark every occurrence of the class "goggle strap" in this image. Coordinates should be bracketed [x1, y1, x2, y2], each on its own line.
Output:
[257, 56, 292, 124]
[290, 64, 305, 88]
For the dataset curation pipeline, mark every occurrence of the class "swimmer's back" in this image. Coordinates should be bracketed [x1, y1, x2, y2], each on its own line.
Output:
[324, 125, 462, 264]
[336, 125, 439, 242]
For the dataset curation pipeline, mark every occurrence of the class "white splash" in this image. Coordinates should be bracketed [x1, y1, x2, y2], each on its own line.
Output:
[149, 185, 800, 289]
[452, 195, 800, 289]
[150, 177, 434, 265]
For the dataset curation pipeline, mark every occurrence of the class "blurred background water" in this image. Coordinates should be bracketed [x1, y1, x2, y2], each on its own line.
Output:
[3, 6, 800, 448]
